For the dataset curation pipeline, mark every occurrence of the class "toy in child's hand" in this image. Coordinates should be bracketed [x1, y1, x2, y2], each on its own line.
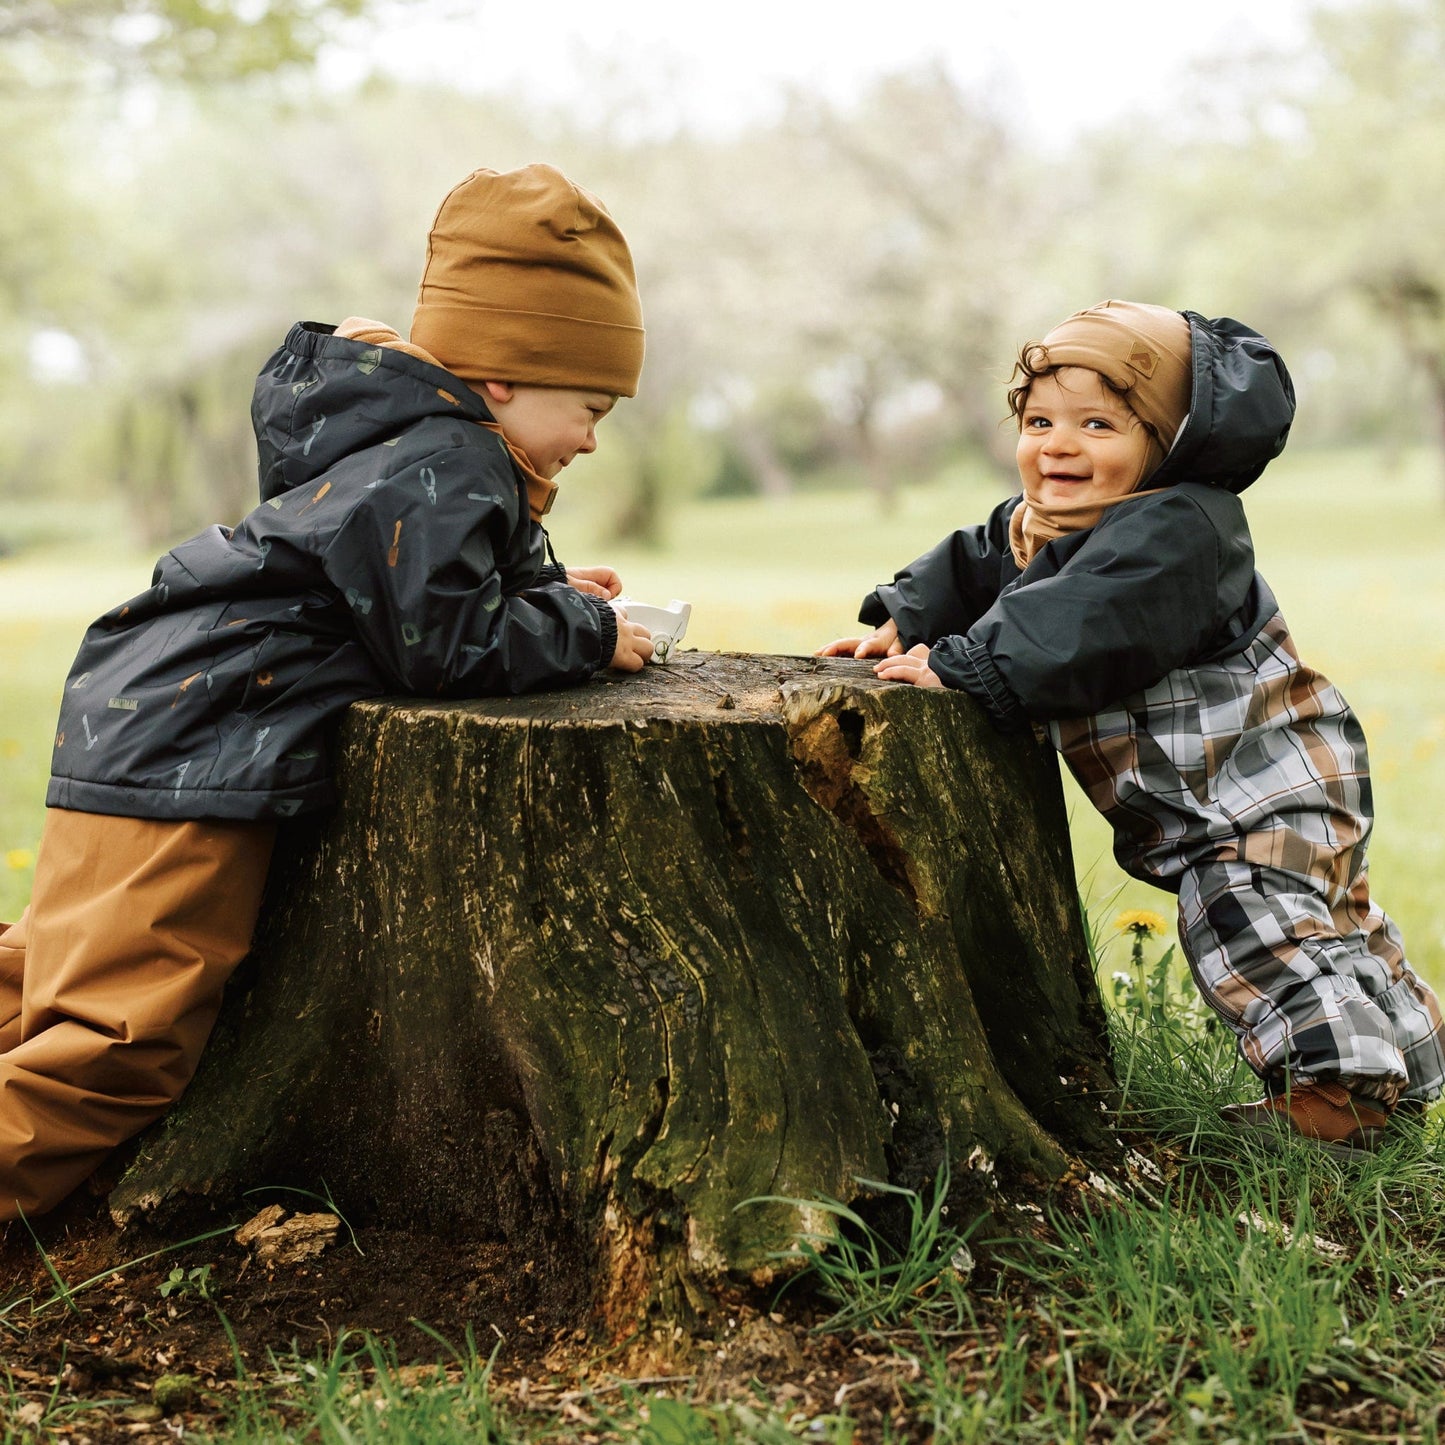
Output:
[614, 598, 692, 663]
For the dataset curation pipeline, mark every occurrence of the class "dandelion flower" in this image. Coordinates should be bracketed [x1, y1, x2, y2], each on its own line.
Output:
[1114, 908, 1168, 938]
[0, 739, 20, 759]
[5, 849, 35, 871]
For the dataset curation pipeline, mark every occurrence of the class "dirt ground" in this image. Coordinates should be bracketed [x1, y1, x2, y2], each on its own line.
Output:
[0, 1184, 938, 1443]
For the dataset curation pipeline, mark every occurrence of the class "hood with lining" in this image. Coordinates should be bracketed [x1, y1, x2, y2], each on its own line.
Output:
[1148, 313, 1296, 495]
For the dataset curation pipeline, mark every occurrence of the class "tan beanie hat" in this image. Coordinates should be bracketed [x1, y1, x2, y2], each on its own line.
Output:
[1034, 300, 1192, 450]
[411, 164, 645, 398]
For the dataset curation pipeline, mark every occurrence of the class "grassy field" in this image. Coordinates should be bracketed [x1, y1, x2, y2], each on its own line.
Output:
[3, 445, 1444, 980]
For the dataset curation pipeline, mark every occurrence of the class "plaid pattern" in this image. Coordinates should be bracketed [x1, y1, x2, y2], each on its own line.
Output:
[1052, 611, 1445, 1103]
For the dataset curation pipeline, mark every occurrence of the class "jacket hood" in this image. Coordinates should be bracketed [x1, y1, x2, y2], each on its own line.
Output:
[251, 322, 498, 500]
[1147, 313, 1296, 494]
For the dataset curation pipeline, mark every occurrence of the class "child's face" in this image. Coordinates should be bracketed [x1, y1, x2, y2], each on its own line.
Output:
[480, 383, 617, 479]
[1016, 367, 1154, 508]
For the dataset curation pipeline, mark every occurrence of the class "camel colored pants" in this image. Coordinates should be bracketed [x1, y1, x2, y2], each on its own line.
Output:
[0, 809, 275, 1221]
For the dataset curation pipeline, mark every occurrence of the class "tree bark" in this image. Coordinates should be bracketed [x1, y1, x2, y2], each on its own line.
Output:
[109, 653, 1115, 1326]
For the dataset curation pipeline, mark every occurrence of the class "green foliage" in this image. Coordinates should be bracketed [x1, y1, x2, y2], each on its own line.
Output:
[6, 1221, 238, 1324]
[742, 1164, 978, 1334]
[158, 1264, 214, 1301]
[221, 1331, 513, 1443]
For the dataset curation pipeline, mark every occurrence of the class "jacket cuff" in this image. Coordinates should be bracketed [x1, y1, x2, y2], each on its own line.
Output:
[859, 591, 891, 628]
[589, 597, 619, 669]
[538, 561, 568, 585]
[866, 583, 932, 648]
[929, 635, 1030, 733]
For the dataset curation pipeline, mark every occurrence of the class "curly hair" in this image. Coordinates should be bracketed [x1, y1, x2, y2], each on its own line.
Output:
[1005, 343, 1160, 445]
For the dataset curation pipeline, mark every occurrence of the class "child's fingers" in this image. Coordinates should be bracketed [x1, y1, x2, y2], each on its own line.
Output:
[816, 637, 865, 657]
[570, 578, 610, 598]
[858, 635, 909, 659]
[571, 565, 623, 597]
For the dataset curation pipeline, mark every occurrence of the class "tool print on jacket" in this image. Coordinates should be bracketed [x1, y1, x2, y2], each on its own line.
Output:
[48, 322, 619, 823]
[859, 313, 1445, 1104]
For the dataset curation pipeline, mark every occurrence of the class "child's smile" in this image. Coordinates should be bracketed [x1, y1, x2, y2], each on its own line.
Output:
[1016, 367, 1155, 508]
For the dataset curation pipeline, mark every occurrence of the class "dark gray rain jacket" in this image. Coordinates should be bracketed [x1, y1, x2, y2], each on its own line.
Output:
[859, 313, 1297, 730]
[48, 322, 617, 822]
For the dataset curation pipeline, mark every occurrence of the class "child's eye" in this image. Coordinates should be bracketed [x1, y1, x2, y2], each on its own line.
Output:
[1083, 418, 1114, 430]
[1024, 416, 1050, 429]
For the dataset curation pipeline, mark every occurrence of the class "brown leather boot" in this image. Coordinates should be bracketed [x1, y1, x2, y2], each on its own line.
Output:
[1220, 1081, 1391, 1159]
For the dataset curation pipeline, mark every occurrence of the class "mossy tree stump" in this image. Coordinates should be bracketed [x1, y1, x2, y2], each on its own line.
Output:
[110, 653, 1115, 1326]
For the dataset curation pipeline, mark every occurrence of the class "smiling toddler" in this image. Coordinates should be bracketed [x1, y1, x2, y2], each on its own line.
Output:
[821, 300, 1445, 1154]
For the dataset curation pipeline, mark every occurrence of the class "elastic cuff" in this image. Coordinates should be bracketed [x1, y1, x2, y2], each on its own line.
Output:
[538, 561, 568, 585]
[929, 635, 1029, 732]
[589, 597, 618, 669]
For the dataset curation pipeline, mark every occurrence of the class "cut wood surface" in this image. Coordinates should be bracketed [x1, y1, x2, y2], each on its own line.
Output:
[111, 651, 1115, 1324]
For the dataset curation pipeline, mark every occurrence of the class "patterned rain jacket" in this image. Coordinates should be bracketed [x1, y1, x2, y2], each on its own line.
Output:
[47, 322, 618, 823]
[859, 313, 1445, 1099]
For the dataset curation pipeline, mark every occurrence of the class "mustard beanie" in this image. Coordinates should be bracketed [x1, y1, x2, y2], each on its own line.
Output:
[410, 163, 645, 398]
[1034, 300, 1192, 450]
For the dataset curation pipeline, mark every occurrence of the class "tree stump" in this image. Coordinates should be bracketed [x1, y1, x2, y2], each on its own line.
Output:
[110, 652, 1115, 1325]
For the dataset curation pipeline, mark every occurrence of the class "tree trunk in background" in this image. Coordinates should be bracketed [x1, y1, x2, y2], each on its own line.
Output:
[110, 653, 1115, 1328]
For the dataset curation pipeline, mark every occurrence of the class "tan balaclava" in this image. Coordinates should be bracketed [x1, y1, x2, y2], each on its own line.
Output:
[411, 163, 645, 399]
[1009, 300, 1192, 569]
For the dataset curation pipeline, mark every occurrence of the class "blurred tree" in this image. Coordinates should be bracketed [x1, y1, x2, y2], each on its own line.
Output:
[1296, 0, 1445, 493]
[1171, 0, 1445, 492]
[0, 0, 388, 84]
[799, 69, 1033, 494]
[698, 68, 1038, 503]
[0, 0, 427, 541]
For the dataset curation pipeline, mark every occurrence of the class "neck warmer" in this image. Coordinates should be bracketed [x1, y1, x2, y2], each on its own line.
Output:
[335, 316, 559, 523]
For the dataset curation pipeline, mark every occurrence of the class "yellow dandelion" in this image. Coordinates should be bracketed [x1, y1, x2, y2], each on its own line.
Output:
[1114, 909, 1169, 938]
[0, 739, 20, 759]
[6, 848, 35, 871]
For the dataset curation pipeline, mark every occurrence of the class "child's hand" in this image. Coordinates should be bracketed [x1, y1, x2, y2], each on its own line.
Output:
[874, 644, 943, 689]
[567, 565, 623, 599]
[608, 601, 654, 672]
[816, 618, 903, 659]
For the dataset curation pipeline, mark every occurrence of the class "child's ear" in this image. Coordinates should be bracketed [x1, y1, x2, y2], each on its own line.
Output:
[480, 381, 514, 404]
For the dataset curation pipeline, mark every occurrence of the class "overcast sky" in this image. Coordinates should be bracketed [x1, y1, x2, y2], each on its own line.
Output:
[325, 0, 1319, 141]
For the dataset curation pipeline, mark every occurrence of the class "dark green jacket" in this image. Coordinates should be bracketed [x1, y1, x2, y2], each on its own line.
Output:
[48, 322, 617, 821]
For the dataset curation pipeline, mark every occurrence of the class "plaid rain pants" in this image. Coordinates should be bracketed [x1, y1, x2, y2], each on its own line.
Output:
[1053, 612, 1445, 1105]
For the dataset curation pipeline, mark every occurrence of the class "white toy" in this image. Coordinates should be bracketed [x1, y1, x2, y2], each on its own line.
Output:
[615, 598, 692, 664]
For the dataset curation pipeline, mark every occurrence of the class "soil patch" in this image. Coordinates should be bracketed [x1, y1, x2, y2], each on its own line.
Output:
[0, 1189, 928, 1443]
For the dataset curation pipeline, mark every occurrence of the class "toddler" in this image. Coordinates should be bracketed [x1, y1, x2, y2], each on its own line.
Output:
[1, 163, 653, 1220]
[822, 300, 1444, 1155]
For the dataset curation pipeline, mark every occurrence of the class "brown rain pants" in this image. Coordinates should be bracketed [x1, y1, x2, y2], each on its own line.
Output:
[0, 809, 274, 1221]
